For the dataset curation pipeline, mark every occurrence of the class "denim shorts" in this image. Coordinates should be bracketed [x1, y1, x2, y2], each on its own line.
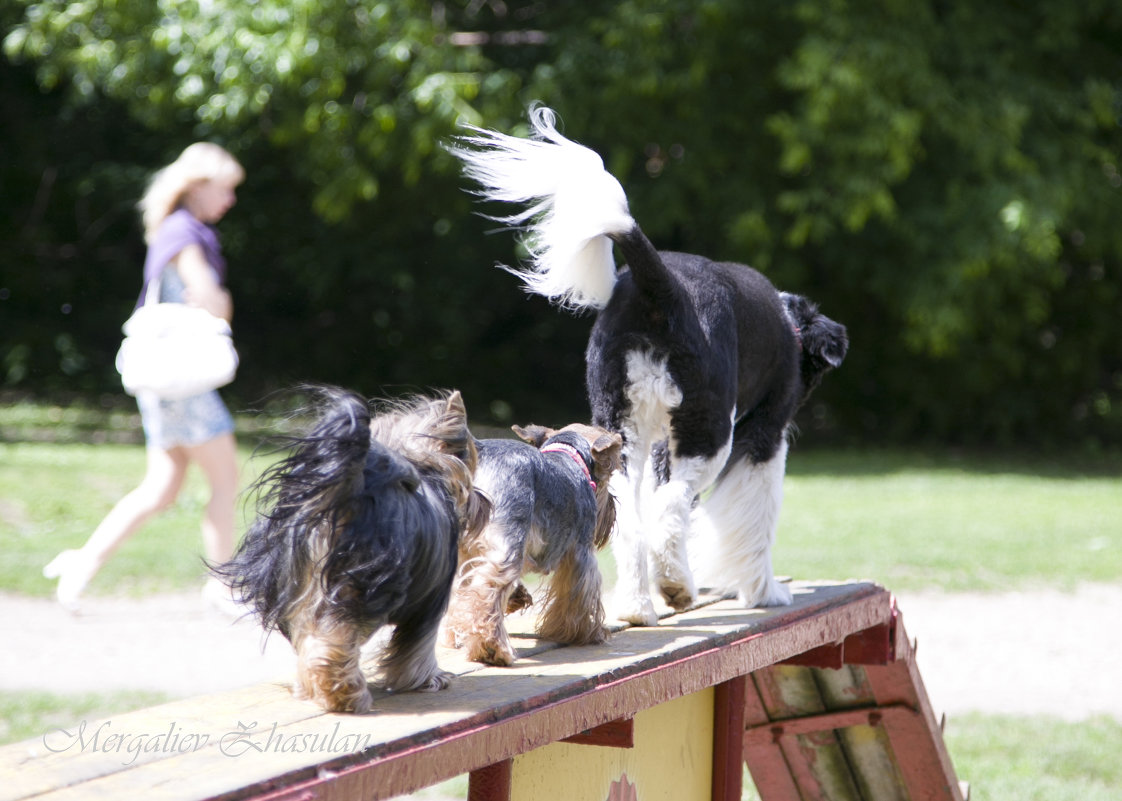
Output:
[137, 389, 235, 449]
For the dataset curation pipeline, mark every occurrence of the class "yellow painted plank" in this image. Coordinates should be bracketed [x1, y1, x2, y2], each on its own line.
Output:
[511, 688, 715, 801]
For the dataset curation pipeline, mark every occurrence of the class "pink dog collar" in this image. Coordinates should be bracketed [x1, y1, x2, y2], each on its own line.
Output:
[540, 442, 596, 491]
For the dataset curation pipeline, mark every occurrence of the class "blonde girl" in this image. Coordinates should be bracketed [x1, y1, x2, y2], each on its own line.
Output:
[45, 143, 245, 612]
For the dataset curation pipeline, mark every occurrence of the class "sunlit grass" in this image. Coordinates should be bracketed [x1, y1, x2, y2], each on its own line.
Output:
[7, 439, 1118, 599]
[777, 455, 1122, 592]
[0, 689, 171, 748]
[0, 441, 272, 598]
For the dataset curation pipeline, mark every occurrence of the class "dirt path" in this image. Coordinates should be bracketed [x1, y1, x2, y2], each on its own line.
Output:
[3, 584, 1120, 721]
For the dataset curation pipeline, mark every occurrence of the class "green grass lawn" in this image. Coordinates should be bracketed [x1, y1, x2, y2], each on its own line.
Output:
[1, 416, 1120, 798]
[4, 441, 1117, 599]
[0, 440, 272, 597]
[777, 450, 1122, 592]
[0, 689, 172, 748]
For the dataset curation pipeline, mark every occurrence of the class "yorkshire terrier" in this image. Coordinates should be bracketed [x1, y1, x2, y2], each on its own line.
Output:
[441, 422, 621, 666]
[215, 387, 490, 713]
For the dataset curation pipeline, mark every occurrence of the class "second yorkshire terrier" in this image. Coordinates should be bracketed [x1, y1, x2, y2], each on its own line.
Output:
[215, 387, 490, 713]
[442, 422, 621, 666]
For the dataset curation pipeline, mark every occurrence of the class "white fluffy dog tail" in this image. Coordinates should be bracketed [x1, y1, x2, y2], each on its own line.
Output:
[450, 106, 635, 311]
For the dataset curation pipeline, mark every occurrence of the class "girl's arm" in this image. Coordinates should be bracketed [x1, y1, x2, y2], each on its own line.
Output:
[176, 244, 233, 322]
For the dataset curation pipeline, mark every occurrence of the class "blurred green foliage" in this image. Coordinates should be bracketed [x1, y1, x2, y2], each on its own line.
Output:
[2, 1, 1120, 447]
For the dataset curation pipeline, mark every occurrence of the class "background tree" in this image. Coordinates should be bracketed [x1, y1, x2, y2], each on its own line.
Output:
[3, 0, 1120, 448]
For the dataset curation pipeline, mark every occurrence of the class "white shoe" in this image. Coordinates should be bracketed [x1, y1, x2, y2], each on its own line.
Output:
[43, 550, 99, 613]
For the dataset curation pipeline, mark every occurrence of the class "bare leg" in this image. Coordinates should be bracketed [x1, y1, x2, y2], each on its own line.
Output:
[187, 432, 238, 565]
[188, 432, 239, 611]
[44, 446, 188, 610]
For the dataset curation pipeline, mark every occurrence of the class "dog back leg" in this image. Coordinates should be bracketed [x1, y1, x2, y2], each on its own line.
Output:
[291, 617, 376, 714]
[606, 351, 683, 626]
[688, 437, 793, 607]
[380, 608, 453, 693]
[645, 441, 734, 611]
[536, 541, 608, 646]
[608, 459, 660, 626]
[446, 529, 524, 666]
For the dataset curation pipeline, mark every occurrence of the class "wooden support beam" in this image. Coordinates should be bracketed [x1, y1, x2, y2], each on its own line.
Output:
[862, 617, 966, 801]
[744, 703, 920, 744]
[560, 718, 634, 748]
[743, 610, 965, 801]
[711, 676, 747, 801]
[781, 612, 896, 669]
[742, 675, 803, 801]
[468, 759, 512, 801]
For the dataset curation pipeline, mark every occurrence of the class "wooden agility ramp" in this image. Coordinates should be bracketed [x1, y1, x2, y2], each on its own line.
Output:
[0, 580, 966, 800]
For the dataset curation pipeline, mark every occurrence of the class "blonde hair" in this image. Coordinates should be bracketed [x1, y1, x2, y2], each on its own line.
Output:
[138, 143, 245, 241]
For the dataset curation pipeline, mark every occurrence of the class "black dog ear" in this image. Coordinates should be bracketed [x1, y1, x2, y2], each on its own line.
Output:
[801, 313, 848, 369]
[781, 292, 848, 370]
[512, 423, 552, 447]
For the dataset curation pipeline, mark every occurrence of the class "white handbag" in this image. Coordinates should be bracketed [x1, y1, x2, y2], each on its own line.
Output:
[115, 274, 238, 400]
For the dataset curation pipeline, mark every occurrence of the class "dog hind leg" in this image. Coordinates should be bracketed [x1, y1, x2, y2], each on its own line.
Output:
[291, 620, 375, 714]
[380, 611, 454, 692]
[537, 543, 608, 646]
[688, 438, 792, 607]
[608, 467, 659, 626]
[608, 351, 684, 625]
[444, 523, 524, 666]
[460, 557, 522, 666]
[645, 443, 733, 610]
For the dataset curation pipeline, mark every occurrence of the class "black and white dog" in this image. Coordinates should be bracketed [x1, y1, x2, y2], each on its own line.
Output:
[214, 387, 490, 713]
[452, 107, 847, 625]
[442, 422, 621, 666]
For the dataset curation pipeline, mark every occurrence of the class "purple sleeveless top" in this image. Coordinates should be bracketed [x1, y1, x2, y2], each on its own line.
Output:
[136, 208, 227, 309]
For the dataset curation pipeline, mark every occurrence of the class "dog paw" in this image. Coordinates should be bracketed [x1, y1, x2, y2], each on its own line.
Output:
[658, 579, 696, 611]
[467, 636, 515, 667]
[348, 690, 375, 713]
[612, 595, 659, 627]
[463, 628, 516, 666]
[319, 687, 373, 714]
[739, 579, 793, 608]
[417, 669, 454, 692]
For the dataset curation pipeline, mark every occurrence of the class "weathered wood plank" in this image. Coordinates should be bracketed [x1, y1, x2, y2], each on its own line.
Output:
[862, 618, 967, 801]
[0, 581, 891, 801]
[742, 606, 965, 801]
